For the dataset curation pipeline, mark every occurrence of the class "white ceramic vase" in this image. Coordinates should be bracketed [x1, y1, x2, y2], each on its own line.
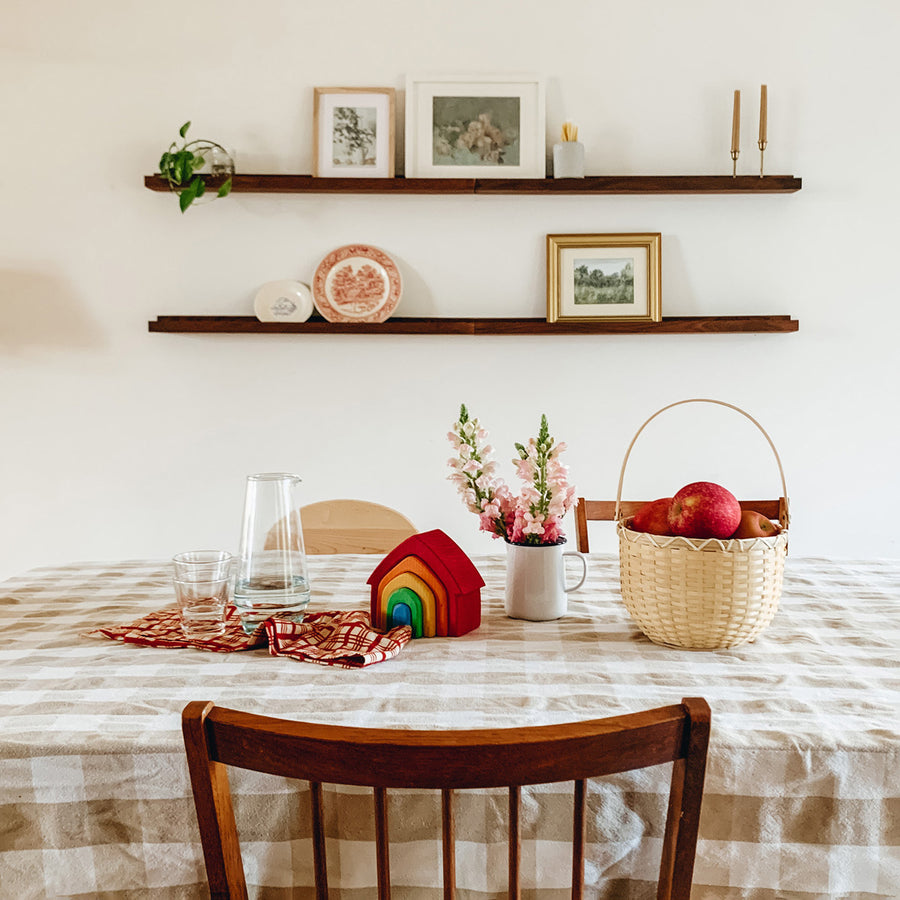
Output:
[504, 540, 588, 621]
[552, 141, 585, 179]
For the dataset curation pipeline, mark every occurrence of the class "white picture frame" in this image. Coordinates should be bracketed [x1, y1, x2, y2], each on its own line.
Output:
[404, 75, 545, 179]
[313, 87, 395, 178]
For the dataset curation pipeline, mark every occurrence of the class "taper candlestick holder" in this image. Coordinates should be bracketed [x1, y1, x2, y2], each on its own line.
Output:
[758, 140, 767, 178]
[731, 150, 739, 178]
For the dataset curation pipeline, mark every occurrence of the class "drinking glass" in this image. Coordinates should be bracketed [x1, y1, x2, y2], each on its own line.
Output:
[172, 550, 232, 638]
[234, 473, 310, 634]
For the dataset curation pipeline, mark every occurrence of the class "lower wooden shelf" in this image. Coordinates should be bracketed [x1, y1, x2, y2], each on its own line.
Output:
[148, 315, 799, 335]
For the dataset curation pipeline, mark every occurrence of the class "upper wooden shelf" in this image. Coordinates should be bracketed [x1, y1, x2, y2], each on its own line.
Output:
[148, 315, 799, 335]
[143, 174, 802, 195]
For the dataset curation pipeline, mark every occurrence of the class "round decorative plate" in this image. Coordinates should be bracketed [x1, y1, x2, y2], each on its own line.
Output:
[254, 280, 313, 323]
[312, 245, 402, 323]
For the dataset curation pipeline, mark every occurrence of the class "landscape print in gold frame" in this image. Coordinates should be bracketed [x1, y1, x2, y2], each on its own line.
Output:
[547, 233, 661, 323]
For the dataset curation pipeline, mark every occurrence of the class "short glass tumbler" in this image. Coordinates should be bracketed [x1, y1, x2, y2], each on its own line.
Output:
[172, 550, 232, 638]
[234, 473, 310, 634]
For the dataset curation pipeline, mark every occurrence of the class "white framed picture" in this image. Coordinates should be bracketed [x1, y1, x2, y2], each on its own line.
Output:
[547, 233, 662, 323]
[405, 75, 545, 178]
[313, 87, 395, 178]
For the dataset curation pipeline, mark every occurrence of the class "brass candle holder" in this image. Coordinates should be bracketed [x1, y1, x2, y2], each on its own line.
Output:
[731, 149, 739, 178]
[758, 139, 767, 178]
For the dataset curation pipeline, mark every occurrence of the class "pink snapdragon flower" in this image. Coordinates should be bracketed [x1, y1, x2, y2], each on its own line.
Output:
[447, 405, 578, 546]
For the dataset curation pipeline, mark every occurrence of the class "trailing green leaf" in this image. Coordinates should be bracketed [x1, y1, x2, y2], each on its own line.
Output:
[178, 183, 194, 213]
[179, 121, 191, 139]
[217, 177, 232, 198]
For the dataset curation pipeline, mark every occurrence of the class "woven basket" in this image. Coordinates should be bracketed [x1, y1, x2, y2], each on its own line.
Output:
[615, 399, 789, 650]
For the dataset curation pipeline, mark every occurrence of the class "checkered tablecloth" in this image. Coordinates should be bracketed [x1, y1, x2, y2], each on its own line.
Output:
[1, 553, 898, 899]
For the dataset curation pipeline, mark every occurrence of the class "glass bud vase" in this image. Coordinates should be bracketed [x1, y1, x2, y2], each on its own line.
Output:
[188, 142, 235, 206]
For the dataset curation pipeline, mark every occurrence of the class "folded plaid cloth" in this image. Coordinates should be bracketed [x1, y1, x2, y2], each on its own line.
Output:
[83, 606, 411, 667]
[265, 611, 411, 668]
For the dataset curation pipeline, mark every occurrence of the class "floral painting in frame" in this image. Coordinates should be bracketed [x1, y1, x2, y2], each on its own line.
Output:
[547, 233, 662, 323]
[405, 75, 545, 178]
[313, 87, 395, 178]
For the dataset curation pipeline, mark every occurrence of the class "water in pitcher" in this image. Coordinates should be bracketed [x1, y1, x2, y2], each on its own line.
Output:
[233, 573, 310, 632]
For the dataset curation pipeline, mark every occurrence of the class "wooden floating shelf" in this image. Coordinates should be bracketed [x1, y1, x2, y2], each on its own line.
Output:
[148, 315, 799, 335]
[143, 174, 802, 195]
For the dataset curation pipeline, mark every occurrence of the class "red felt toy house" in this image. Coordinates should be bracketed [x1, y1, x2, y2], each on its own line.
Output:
[366, 529, 484, 638]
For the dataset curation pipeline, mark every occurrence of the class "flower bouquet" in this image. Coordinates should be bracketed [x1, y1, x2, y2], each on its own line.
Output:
[447, 404, 577, 546]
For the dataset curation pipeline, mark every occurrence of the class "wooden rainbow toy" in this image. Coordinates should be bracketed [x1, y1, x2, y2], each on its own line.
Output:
[367, 529, 484, 638]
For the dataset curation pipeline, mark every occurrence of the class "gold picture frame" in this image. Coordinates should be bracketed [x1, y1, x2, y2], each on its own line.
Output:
[313, 87, 396, 178]
[547, 233, 661, 323]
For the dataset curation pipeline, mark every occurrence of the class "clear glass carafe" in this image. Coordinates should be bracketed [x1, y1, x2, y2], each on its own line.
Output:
[234, 473, 310, 633]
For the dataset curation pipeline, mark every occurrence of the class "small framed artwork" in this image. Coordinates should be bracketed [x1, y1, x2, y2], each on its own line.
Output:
[313, 87, 396, 178]
[547, 233, 662, 323]
[405, 75, 545, 178]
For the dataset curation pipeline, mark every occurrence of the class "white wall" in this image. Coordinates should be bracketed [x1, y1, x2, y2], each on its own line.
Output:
[2, 0, 899, 580]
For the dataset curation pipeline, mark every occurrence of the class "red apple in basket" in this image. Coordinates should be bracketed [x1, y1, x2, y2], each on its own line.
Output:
[668, 481, 741, 539]
[731, 509, 782, 539]
[631, 498, 673, 535]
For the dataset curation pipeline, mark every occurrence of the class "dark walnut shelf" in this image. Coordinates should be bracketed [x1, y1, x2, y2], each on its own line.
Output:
[143, 174, 802, 195]
[148, 315, 799, 335]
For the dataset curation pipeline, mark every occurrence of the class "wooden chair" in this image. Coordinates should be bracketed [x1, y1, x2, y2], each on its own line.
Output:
[264, 499, 417, 555]
[575, 497, 789, 552]
[182, 697, 711, 900]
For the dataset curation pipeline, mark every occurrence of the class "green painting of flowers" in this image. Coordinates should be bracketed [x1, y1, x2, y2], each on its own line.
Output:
[432, 96, 520, 166]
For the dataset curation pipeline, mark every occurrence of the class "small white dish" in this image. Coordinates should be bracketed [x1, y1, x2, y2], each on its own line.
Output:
[254, 280, 314, 323]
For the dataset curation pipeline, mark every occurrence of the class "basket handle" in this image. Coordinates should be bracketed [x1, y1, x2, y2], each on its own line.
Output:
[614, 398, 790, 527]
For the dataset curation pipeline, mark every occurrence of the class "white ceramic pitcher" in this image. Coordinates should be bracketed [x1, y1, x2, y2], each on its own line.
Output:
[504, 540, 588, 621]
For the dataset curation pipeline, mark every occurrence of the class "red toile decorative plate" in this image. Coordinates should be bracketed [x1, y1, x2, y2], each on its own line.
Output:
[311, 244, 403, 323]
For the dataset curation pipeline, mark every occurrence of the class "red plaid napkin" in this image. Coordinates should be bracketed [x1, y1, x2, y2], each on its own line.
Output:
[83, 606, 411, 667]
[84, 605, 266, 652]
[265, 611, 411, 668]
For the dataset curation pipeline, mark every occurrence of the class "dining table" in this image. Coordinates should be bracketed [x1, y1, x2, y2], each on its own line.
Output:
[1, 550, 898, 900]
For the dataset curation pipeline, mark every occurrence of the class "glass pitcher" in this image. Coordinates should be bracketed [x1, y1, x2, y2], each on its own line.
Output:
[234, 473, 310, 633]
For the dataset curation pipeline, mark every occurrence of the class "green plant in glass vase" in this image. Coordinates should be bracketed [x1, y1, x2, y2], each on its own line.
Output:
[157, 121, 234, 213]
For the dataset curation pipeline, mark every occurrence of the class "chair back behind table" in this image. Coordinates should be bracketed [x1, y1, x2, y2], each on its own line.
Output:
[264, 499, 417, 555]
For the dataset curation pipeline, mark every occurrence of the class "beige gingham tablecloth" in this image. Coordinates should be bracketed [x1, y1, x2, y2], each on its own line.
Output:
[1, 553, 898, 900]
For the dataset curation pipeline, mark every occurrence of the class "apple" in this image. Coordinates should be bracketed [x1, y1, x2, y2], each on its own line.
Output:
[731, 509, 781, 539]
[668, 481, 742, 539]
[631, 498, 673, 535]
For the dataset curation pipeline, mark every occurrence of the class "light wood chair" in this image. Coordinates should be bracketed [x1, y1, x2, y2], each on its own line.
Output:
[575, 497, 788, 552]
[182, 697, 711, 900]
[264, 499, 417, 555]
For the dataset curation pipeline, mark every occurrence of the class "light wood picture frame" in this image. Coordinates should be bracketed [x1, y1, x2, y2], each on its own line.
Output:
[547, 233, 662, 323]
[405, 75, 545, 178]
[313, 87, 396, 178]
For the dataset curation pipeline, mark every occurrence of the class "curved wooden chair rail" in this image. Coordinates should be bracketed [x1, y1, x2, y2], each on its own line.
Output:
[264, 499, 418, 555]
[575, 497, 789, 552]
[182, 698, 711, 900]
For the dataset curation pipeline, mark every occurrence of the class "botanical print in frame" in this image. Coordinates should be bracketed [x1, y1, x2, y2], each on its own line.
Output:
[313, 87, 395, 178]
[547, 234, 662, 323]
[405, 75, 545, 178]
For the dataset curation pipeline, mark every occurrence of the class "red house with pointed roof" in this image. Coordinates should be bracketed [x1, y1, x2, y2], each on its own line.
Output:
[366, 529, 484, 638]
